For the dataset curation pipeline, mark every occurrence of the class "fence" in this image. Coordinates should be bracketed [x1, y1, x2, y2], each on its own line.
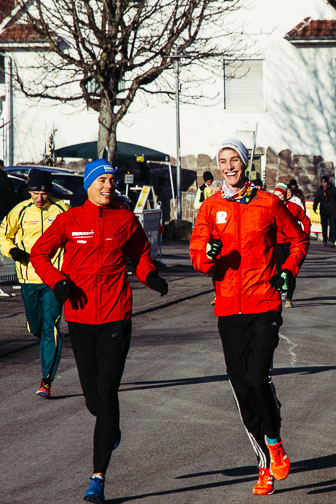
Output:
[181, 192, 197, 225]
[0, 255, 17, 284]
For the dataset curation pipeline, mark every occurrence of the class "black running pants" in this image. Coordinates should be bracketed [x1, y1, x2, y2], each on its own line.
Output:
[68, 319, 131, 474]
[218, 311, 282, 468]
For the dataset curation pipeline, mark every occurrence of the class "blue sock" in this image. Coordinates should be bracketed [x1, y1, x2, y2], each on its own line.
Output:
[266, 436, 280, 445]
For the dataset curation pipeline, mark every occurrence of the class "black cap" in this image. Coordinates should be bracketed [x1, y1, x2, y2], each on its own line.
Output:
[28, 169, 52, 192]
[289, 179, 297, 186]
[321, 176, 329, 183]
[203, 171, 214, 182]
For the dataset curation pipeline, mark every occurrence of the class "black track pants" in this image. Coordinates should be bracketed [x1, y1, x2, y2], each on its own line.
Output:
[218, 311, 282, 468]
[321, 213, 336, 244]
[68, 319, 131, 474]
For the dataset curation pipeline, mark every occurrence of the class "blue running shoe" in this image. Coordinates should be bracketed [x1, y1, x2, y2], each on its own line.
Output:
[84, 477, 105, 503]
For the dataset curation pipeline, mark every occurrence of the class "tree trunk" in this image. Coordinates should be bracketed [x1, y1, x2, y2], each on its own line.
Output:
[97, 96, 117, 165]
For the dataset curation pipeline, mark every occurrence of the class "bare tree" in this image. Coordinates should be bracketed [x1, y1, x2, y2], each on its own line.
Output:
[15, 0, 246, 164]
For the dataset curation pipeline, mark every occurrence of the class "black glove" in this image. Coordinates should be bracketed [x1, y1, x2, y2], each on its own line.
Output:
[270, 269, 294, 294]
[53, 279, 73, 304]
[9, 247, 30, 262]
[206, 239, 223, 260]
[146, 271, 168, 297]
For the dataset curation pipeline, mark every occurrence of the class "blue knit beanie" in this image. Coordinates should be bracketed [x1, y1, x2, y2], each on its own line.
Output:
[216, 138, 249, 168]
[83, 159, 118, 190]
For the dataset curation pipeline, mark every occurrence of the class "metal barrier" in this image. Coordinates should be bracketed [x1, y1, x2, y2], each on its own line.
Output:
[0, 255, 17, 284]
[135, 208, 162, 260]
[181, 191, 198, 226]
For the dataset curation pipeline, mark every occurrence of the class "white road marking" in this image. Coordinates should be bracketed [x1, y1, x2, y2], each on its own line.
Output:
[279, 331, 297, 366]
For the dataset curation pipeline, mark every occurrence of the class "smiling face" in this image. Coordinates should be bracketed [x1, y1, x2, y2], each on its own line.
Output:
[218, 148, 246, 192]
[87, 173, 117, 206]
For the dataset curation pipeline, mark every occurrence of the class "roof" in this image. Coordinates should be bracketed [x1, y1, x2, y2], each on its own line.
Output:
[55, 141, 170, 163]
[285, 17, 336, 44]
[0, 0, 16, 24]
[0, 23, 46, 42]
[0, 1, 48, 46]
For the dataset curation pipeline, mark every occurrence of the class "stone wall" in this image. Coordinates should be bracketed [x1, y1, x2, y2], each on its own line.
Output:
[265, 148, 334, 199]
[179, 147, 335, 201]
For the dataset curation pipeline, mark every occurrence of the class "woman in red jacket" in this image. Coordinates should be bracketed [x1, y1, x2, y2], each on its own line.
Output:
[190, 139, 309, 497]
[31, 159, 168, 504]
[274, 181, 311, 308]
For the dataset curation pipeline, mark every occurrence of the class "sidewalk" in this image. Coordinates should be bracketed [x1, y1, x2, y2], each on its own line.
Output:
[0, 239, 213, 357]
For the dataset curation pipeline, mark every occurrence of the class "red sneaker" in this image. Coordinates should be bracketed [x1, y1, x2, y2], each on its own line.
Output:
[253, 467, 274, 495]
[36, 380, 51, 398]
[266, 440, 290, 480]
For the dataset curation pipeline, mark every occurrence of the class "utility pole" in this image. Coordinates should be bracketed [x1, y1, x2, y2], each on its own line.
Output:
[175, 55, 182, 220]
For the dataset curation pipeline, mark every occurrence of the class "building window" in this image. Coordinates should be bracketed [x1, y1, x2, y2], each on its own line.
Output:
[223, 59, 264, 110]
[0, 55, 5, 84]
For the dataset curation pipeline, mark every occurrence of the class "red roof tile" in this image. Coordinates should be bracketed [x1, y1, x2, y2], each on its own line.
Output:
[0, 0, 16, 23]
[286, 17, 336, 41]
[0, 23, 46, 42]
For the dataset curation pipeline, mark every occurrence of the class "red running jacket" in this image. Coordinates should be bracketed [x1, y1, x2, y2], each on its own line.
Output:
[277, 200, 311, 243]
[189, 190, 309, 317]
[30, 200, 156, 324]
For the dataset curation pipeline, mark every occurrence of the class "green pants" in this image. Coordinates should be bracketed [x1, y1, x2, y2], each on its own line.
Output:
[21, 283, 63, 383]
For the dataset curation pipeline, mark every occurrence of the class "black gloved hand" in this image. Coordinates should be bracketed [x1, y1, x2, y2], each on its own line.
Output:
[9, 247, 30, 262]
[53, 279, 73, 304]
[270, 269, 294, 294]
[206, 239, 223, 260]
[146, 271, 168, 297]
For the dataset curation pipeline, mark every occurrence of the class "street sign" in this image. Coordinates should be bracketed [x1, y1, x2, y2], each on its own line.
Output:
[125, 173, 134, 184]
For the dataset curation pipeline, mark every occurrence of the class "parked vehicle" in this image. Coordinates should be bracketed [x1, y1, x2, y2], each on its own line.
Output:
[7, 173, 73, 205]
[5, 165, 83, 194]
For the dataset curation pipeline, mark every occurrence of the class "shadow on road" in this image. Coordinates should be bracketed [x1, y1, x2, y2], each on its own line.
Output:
[50, 393, 83, 400]
[120, 365, 336, 392]
[104, 453, 336, 502]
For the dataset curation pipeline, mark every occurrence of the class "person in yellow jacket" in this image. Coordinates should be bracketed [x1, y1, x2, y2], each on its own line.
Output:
[193, 171, 214, 210]
[0, 169, 69, 398]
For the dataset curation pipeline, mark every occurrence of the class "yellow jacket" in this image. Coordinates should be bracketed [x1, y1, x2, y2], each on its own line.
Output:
[193, 184, 212, 210]
[0, 197, 70, 283]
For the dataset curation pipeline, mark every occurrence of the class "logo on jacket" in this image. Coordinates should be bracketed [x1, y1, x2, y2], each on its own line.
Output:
[216, 211, 227, 224]
[72, 230, 94, 238]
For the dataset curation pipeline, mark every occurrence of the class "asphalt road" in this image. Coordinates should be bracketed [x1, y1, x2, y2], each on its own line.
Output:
[1, 240, 336, 503]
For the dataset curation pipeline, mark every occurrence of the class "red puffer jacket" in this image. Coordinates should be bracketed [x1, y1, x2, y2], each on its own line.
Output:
[190, 190, 309, 316]
[277, 200, 311, 243]
[30, 200, 156, 324]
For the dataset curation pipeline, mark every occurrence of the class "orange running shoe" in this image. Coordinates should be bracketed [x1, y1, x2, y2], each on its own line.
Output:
[266, 440, 290, 480]
[252, 468, 274, 495]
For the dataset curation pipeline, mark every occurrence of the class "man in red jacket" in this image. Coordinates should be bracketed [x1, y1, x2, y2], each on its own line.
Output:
[274, 181, 311, 308]
[190, 139, 309, 496]
[30, 159, 168, 504]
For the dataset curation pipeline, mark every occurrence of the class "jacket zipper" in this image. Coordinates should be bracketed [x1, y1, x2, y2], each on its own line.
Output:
[238, 204, 242, 314]
[97, 207, 103, 319]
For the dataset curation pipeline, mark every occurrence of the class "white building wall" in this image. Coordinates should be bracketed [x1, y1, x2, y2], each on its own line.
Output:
[0, 0, 335, 165]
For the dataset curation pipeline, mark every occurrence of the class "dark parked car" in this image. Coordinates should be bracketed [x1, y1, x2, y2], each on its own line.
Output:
[5, 165, 83, 195]
[7, 173, 73, 205]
